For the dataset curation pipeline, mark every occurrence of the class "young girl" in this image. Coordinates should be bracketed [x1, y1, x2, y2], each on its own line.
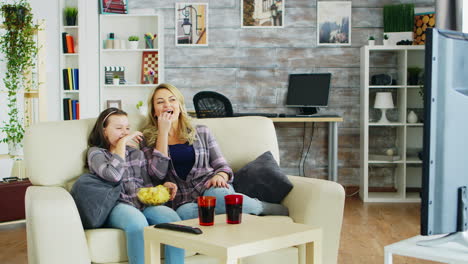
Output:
[141, 84, 288, 219]
[86, 108, 184, 264]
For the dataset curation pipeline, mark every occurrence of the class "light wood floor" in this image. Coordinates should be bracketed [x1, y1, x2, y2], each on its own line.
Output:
[0, 196, 443, 264]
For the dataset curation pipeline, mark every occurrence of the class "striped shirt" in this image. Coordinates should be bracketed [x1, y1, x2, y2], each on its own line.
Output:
[142, 125, 233, 209]
[87, 146, 154, 211]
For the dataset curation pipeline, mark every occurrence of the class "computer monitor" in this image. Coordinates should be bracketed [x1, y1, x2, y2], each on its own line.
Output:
[420, 28, 468, 246]
[286, 73, 332, 115]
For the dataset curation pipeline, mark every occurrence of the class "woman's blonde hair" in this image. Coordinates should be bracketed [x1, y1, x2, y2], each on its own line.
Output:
[142, 83, 196, 147]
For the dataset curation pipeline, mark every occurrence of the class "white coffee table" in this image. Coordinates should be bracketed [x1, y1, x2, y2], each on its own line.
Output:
[384, 235, 468, 264]
[144, 214, 322, 264]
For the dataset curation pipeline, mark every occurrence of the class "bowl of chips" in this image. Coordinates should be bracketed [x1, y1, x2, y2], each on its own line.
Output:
[137, 185, 171, 206]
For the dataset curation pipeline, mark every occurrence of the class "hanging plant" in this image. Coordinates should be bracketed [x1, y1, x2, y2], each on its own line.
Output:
[0, 0, 38, 151]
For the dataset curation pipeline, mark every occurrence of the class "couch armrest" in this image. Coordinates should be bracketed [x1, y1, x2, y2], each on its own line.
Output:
[282, 176, 345, 264]
[26, 186, 91, 264]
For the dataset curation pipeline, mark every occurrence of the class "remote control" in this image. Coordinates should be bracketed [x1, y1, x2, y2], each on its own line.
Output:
[154, 223, 203, 234]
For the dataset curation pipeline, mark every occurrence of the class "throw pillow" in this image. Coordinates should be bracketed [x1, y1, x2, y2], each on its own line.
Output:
[233, 151, 293, 203]
[70, 173, 122, 229]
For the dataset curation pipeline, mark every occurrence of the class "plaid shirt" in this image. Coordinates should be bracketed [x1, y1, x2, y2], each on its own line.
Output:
[87, 146, 153, 210]
[142, 125, 233, 210]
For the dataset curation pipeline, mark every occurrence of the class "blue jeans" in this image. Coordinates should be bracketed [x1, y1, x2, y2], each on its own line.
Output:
[176, 185, 262, 220]
[106, 203, 185, 264]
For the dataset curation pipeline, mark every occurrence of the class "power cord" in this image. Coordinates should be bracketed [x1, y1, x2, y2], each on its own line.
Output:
[300, 122, 315, 177]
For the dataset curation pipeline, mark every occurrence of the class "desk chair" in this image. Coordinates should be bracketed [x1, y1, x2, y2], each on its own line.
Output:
[193, 91, 234, 118]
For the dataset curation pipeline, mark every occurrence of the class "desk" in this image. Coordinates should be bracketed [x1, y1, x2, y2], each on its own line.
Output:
[384, 235, 468, 264]
[144, 214, 322, 264]
[270, 117, 343, 182]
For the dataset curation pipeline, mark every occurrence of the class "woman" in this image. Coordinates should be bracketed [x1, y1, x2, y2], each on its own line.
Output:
[141, 83, 288, 220]
[86, 108, 184, 264]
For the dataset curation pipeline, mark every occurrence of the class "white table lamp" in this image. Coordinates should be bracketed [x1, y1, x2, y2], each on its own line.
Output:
[374, 92, 394, 123]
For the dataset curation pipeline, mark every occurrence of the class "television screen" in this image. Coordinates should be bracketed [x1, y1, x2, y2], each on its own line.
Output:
[421, 28, 468, 237]
[286, 73, 331, 114]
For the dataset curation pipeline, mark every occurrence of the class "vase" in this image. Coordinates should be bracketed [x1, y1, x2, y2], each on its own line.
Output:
[145, 75, 155, 84]
[128, 41, 138, 49]
[8, 142, 23, 156]
[113, 78, 120, 85]
[368, 40, 375, 46]
[383, 39, 389, 45]
[407, 110, 418, 123]
[138, 106, 148, 116]
[66, 16, 77, 26]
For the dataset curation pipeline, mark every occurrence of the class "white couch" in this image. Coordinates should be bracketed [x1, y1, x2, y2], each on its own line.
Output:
[24, 116, 345, 264]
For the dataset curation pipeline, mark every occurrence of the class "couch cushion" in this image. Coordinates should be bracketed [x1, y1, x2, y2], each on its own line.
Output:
[86, 229, 128, 263]
[233, 151, 293, 203]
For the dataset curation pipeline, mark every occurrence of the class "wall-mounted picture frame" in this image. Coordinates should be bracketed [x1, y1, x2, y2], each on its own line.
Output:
[317, 1, 352, 46]
[242, 0, 284, 28]
[175, 3, 208, 46]
[100, 0, 128, 14]
[106, 100, 122, 109]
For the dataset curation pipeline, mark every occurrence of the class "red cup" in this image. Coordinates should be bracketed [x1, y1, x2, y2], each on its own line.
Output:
[225, 194, 243, 224]
[197, 196, 216, 226]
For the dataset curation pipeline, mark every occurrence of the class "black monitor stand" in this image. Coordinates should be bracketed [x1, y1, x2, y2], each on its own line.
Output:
[299, 107, 318, 115]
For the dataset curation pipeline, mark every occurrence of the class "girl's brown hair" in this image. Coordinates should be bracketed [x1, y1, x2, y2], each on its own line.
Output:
[142, 83, 196, 147]
[88, 107, 128, 149]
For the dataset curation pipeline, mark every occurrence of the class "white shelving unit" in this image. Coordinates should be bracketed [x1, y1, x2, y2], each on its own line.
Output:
[360, 45, 425, 203]
[59, 0, 81, 120]
[99, 14, 164, 115]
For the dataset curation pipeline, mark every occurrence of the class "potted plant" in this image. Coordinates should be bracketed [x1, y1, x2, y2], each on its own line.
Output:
[128, 35, 139, 49]
[113, 74, 120, 85]
[383, 4, 414, 45]
[64, 7, 78, 26]
[383, 34, 389, 45]
[407, 67, 423, 85]
[136, 100, 148, 116]
[368, 36, 375, 46]
[0, 0, 38, 156]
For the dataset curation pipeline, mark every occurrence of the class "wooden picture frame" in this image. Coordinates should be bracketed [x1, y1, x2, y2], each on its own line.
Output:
[141, 51, 159, 84]
[100, 0, 128, 14]
[317, 1, 352, 46]
[241, 0, 284, 28]
[106, 100, 122, 109]
[175, 3, 209, 46]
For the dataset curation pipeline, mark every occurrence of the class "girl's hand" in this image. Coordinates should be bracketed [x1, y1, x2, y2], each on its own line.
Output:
[157, 112, 175, 135]
[163, 181, 178, 200]
[204, 174, 229, 188]
[123, 131, 143, 147]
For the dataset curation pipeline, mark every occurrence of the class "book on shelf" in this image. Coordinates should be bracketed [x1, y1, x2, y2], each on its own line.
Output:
[62, 68, 79, 90]
[62, 98, 80, 120]
[369, 154, 401, 161]
[62, 32, 76, 53]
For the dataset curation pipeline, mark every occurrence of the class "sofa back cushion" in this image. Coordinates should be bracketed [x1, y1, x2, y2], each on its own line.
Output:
[24, 116, 279, 186]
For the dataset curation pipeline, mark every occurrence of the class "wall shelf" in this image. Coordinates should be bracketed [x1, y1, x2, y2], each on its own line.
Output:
[360, 45, 425, 203]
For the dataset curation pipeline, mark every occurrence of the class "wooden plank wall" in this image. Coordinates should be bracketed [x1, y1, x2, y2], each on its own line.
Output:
[130, 0, 434, 186]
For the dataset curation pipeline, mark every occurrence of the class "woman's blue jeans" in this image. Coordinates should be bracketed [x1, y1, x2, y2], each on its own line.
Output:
[176, 185, 262, 220]
[106, 203, 185, 264]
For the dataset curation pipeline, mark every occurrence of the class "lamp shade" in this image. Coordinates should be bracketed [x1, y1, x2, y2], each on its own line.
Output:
[374, 92, 394, 109]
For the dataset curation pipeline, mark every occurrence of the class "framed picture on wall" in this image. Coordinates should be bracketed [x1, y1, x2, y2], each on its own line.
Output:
[241, 0, 284, 28]
[100, 0, 128, 14]
[317, 1, 352, 46]
[175, 3, 209, 46]
[106, 100, 122, 109]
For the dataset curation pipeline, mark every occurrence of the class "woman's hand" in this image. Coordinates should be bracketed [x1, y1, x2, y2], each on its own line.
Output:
[204, 173, 229, 188]
[157, 112, 176, 136]
[163, 181, 178, 200]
